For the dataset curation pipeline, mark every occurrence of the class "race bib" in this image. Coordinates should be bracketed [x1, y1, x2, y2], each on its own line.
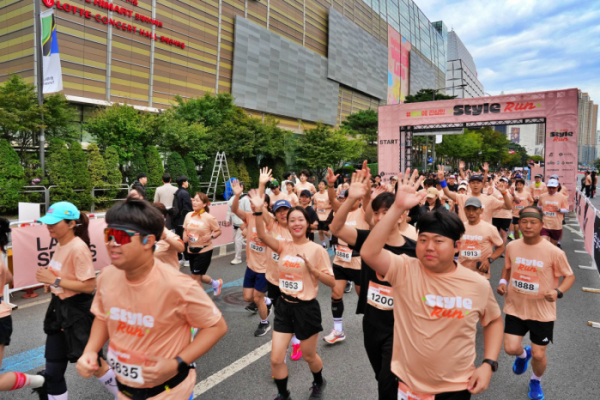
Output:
[188, 233, 198, 243]
[515, 205, 524, 210]
[250, 241, 266, 253]
[367, 282, 393, 310]
[335, 245, 352, 263]
[317, 209, 326, 213]
[279, 272, 303, 292]
[271, 252, 280, 262]
[107, 345, 145, 384]
[512, 273, 540, 295]
[460, 249, 481, 259]
[543, 211, 556, 217]
[398, 381, 434, 400]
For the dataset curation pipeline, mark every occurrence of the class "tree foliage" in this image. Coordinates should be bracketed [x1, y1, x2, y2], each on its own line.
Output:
[0, 139, 25, 211]
[104, 146, 123, 201]
[171, 93, 237, 128]
[127, 147, 148, 183]
[404, 89, 456, 103]
[184, 154, 201, 194]
[87, 143, 108, 205]
[340, 109, 378, 163]
[152, 111, 210, 165]
[46, 139, 75, 204]
[70, 141, 92, 208]
[165, 152, 188, 181]
[295, 123, 363, 180]
[145, 146, 164, 200]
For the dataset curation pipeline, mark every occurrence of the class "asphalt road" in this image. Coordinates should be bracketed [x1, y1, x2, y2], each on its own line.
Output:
[2, 215, 599, 400]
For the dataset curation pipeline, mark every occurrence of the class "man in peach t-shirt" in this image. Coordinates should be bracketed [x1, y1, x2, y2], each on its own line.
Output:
[76, 200, 227, 400]
[497, 206, 574, 400]
[537, 179, 569, 246]
[361, 171, 504, 398]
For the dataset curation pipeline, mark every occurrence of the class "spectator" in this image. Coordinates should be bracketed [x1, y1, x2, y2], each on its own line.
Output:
[131, 173, 148, 200]
[173, 175, 194, 266]
[154, 173, 178, 229]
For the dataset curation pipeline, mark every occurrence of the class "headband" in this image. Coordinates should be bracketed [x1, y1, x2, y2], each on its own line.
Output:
[419, 225, 461, 242]
[519, 212, 543, 222]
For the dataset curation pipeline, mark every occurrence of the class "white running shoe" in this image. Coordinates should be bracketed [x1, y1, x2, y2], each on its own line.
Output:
[323, 329, 346, 344]
[230, 258, 242, 265]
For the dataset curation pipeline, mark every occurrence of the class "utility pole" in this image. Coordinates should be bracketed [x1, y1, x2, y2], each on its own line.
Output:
[34, 0, 46, 173]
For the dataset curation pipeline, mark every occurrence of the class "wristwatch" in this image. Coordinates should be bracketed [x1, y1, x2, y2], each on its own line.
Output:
[175, 356, 188, 374]
[555, 289, 564, 299]
[488, 257, 494, 265]
[482, 359, 498, 372]
[54, 277, 62, 287]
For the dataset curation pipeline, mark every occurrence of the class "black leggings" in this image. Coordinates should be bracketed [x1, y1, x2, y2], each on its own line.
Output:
[363, 319, 396, 400]
[45, 333, 69, 395]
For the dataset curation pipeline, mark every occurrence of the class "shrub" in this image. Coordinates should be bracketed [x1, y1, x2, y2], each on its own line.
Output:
[104, 146, 123, 202]
[87, 143, 107, 205]
[0, 139, 25, 212]
[70, 141, 92, 208]
[165, 151, 188, 181]
[145, 146, 164, 200]
[46, 139, 75, 205]
[184, 154, 201, 194]
[127, 147, 148, 184]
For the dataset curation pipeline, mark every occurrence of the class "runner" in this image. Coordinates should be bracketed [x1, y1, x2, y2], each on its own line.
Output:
[331, 170, 417, 399]
[182, 192, 224, 294]
[459, 197, 505, 279]
[314, 180, 332, 248]
[323, 165, 371, 345]
[509, 178, 534, 240]
[0, 218, 45, 393]
[537, 179, 569, 246]
[153, 203, 185, 270]
[231, 176, 274, 337]
[361, 171, 504, 399]
[531, 175, 547, 204]
[492, 177, 514, 250]
[268, 179, 288, 206]
[298, 190, 319, 235]
[420, 188, 445, 213]
[584, 171, 592, 198]
[284, 182, 299, 207]
[295, 169, 317, 195]
[34, 202, 119, 400]
[76, 199, 227, 400]
[227, 181, 251, 265]
[386, 176, 397, 193]
[253, 199, 335, 400]
[447, 174, 459, 192]
[397, 210, 418, 241]
[497, 206, 575, 400]
[438, 164, 513, 223]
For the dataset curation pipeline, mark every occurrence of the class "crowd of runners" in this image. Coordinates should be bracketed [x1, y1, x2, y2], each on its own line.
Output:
[0, 161, 577, 400]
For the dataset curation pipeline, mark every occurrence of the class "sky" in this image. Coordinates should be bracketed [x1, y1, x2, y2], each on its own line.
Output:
[417, 0, 600, 109]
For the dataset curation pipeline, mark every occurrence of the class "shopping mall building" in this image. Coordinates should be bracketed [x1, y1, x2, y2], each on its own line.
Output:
[1, 0, 453, 137]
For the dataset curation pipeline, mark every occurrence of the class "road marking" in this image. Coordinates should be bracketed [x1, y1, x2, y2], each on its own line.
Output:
[574, 239, 584, 242]
[564, 225, 583, 237]
[193, 341, 272, 397]
[18, 298, 51, 309]
[578, 265, 597, 270]
[574, 250, 588, 254]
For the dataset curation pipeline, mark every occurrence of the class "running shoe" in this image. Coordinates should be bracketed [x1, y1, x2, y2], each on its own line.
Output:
[245, 302, 258, 314]
[508, 233, 515, 240]
[513, 346, 532, 375]
[291, 343, 302, 361]
[344, 281, 353, 293]
[32, 370, 48, 400]
[255, 321, 271, 337]
[323, 329, 345, 344]
[273, 390, 292, 400]
[213, 279, 223, 296]
[230, 258, 242, 265]
[308, 378, 327, 399]
[528, 379, 544, 400]
[321, 241, 327, 249]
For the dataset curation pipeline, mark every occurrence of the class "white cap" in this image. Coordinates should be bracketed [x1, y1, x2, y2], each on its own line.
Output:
[547, 179, 559, 188]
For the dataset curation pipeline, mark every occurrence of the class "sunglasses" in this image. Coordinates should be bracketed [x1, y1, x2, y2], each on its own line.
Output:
[104, 228, 144, 246]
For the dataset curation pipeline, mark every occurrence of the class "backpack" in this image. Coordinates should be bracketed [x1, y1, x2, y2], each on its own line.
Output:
[172, 189, 182, 220]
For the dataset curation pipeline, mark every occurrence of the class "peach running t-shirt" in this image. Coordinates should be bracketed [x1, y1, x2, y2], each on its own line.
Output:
[245, 214, 269, 273]
[266, 222, 293, 285]
[0, 252, 10, 318]
[558, 185, 569, 199]
[538, 192, 568, 230]
[455, 193, 505, 223]
[183, 211, 220, 252]
[295, 181, 316, 194]
[154, 228, 183, 270]
[47, 236, 96, 300]
[91, 260, 222, 398]
[313, 192, 331, 221]
[333, 207, 368, 270]
[531, 182, 547, 201]
[277, 241, 333, 301]
[384, 255, 501, 395]
[492, 189, 512, 219]
[513, 190, 534, 217]
[459, 220, 504, 279]
[504, 239, 573, 321]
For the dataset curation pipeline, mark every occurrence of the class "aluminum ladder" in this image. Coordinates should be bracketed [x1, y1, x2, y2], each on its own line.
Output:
[206, 152, 231, 201]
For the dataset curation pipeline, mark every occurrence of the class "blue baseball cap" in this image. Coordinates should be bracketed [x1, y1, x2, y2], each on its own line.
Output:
[273, 199, 291, 212]
[38, 202, 80, 225]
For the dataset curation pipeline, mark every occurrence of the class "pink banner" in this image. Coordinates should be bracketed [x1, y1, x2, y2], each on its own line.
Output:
[209, 203, 234, 246]
[584, 199, 595, 256]
[378, 88, 580, 205]
[11, 218, 110, 289]
[387, 26, 411, 105]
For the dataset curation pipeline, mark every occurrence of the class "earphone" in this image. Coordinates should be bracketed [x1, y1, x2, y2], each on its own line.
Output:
[142, 236, 149, 245]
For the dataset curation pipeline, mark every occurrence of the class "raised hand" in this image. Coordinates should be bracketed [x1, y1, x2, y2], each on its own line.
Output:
[459, 161, 465, 170]
[437, 164, 446, 182]
[248, 190, 265, 210]
[483, 162, 489, 172]
[326, 167, 339, 185]
[231, 179, 243, 196]
[348, 170, 369, 200]
[496, 180, 507, 193]
[259, 167, 272, 186]
[372, 185, 386, 199]
[394, 169, 427, 211]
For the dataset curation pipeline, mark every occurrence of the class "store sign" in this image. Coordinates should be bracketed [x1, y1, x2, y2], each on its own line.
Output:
[44, 0, 185, 49]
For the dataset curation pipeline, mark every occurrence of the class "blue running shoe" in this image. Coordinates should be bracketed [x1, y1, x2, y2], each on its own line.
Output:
[528, 379, 544, 400]
[513, 346, 532, 375]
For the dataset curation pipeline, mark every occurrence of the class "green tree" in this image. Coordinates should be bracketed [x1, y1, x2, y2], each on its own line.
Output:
[70, 141, 92, 208]
[171, 93, 237, 128]
[479, 127, 510, 168]
[530, 155, 544, 163]
[165, 152, 188, 181]
[87, 143, 107, 206]
[340, 109, 378, 163]
[404, 89, 456, 103]
[44, 92, 80, 142]
[184, 154, 201, 194]
[85, 104, 155, 167]
[151, 111, 210, 165]
[436, 131, 482, 167]
[127, 147, 148, 184]
[104, 146, 123, 201]
[145, 146, 164, 200]
[0, 139, 25, 212]
[296, 123, 363, 180]
[46, 139, 75, 204]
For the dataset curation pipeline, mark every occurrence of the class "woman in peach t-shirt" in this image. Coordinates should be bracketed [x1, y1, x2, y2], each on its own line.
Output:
[34, 202, 118, 398]
[313, 180, 332, 247]
[182, 192, 223, 294]
[255, 198, 335, 400]
[152, 203, 185, 270]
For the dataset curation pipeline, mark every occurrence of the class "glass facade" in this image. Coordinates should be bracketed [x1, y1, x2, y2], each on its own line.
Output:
[363, 0, 446, 73]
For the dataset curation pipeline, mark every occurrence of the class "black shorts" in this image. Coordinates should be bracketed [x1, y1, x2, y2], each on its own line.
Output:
[512, 217, 520, 225]
[492, 217, 511, 232]
[0, 315, 12, 346]
[267, 281, 281, 305]
[333, 264, 361, 284]
[504, 314, 554, 346]
[187, 249, 214, 275]
[274, 298, 323, 341]
[317, 220, 330, 231]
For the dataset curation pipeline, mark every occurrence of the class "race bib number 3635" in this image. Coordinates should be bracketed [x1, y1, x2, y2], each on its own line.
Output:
[107, 346, 145, 384]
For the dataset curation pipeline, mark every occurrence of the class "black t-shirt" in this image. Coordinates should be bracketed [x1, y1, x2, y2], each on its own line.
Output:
[350, 229, 417, 332]
[448, 183, 459, 192]
[304, 206, 319, 224]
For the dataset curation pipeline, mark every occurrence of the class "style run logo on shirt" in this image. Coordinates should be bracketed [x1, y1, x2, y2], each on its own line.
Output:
[281, 255, 305, 269]
[462, 235, 483, 241]
[424, 295, 473, 319]
[109, 307, 155, 337]
[515, 257, 544, 272]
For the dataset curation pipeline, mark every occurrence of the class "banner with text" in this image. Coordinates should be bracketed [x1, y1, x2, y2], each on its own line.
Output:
[40, 9, 63, 94]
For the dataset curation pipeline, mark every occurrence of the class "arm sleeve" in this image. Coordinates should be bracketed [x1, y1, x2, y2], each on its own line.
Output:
[480, 284, 502, 326]
[383, 253, 408, 288]
[182, 282, 223, 328]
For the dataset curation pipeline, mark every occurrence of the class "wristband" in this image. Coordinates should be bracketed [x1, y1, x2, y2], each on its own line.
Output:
[253, 212, 263, 216]
[440, 180, 447, 188]
[499, 279, 507, 285]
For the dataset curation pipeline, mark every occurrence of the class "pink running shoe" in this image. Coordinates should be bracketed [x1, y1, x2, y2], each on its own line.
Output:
[291, 343, 302, 361]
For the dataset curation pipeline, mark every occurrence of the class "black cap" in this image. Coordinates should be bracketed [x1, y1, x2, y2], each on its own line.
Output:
[469, 175, 484, 182]
[300, 189, 312, 198]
